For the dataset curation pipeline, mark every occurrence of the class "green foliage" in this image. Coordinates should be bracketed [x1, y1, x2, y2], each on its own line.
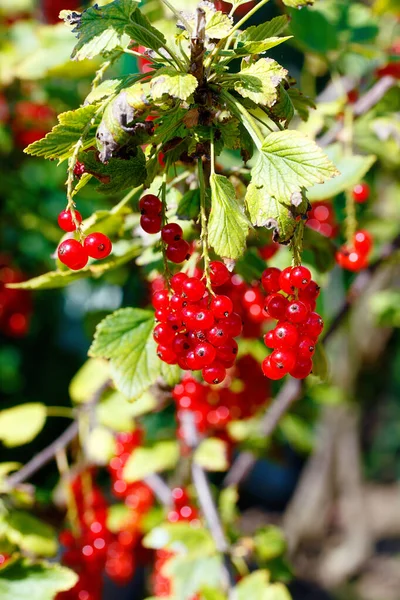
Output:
[370, 290, 400, 327]
[0, 404, 46, 447]
[0, 559, 78, 600]
[143, 522, 216, 557]
[2, 511, 57, 557]
[233, 59, 287, 107]
[254, 526, 287, 562]
[279, 415, 314, 453]
[163, 554, 223, 600]
[79, 148, 147, 193]
[123, 440, 179, 481]
[194, 437, 229, 471]
[209, 173, 250, 259]
[238, 16, 290, 42]
[151, 70, 198, 101]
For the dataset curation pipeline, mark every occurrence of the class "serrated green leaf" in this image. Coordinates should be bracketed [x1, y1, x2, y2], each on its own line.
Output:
[254, 526, 287, 562]
[143, 522, 215, 557]
[307, 145, 376, 201]
[79, 148, 147, 193]
[164, 554, 223, 600]
[287, 88, 315, 121]
[239, 16, 290, 42]
[177, 189, 201, 220]
[126, 8, 167, 52]
[249, 131, 338, 206]
[0, 558, 78, 600]
[123, 440, 179, 482]
[84, 78, 124, 105]
[69, 358, 110, 404]
[151, 69, 198, 101]
[65, 0, 138, 61]
[160, 361, 181, 388]
[209, 173, 249, 259]
[218, 118, 240, 151]
[0, 404, 46, 448]
[24, 105, 100, 163]
[194, 438, 229, 472]
[234, 36, 292, 57]
[236, 570, 270, 600]
[4, 512, 57, 557]
[89, 307, 165, 400]
[234, 58, 287, 107]
[206, 11, 233, 39]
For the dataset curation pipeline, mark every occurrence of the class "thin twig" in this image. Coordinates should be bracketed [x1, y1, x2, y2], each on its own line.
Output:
[145, 474, 174, 507]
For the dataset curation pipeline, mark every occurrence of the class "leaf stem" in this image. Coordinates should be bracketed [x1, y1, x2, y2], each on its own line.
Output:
[55, 448, 81, 537]
[220, 90, 264, 149]
[198, 158, 214, 296]
[161, 173, 172, 288]
[46, 407, 75, 419]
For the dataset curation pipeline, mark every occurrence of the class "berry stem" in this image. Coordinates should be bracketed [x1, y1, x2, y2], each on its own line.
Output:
[160, 174, 172, 288]
[198, 157, 214, 296]
[345, 187, 357, 246]
[290, 219, 305, 268]
[55, 448, 81, 537]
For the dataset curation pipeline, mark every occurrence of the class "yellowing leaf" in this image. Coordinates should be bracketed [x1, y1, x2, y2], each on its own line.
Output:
[234, 58, 287, 107]
[5, 511, 57, 557]
[194, 438, 229, 472]
[151, 70, 198, 101]
[123, 441, 179, 482]
[0, 404, 46, 448]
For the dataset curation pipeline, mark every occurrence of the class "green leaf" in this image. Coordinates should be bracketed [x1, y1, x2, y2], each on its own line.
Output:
[79, 148, 147, 193]
[143, 522, 215, 557]
[84, 78, 124, 105]
[126, 8, 167, 52]
[0, 558, 78, 600]
[287, 88, 316, 122]
[270, 85, 295, 126]
[370, 290, 400, 327]
[0, 404, 46, 448]
[89, 307, 168, 400]
[239, 16, 290, 42]
[288, 5, 338, 54]
[307, 145, 376, 201]
[219, 486, 238, 526]
[65, 0, 138, 61]
[263, 583, 292, 600]
[86, 426, 115, 465]
[279, 415, 314, 453]
[97, 390, 155, 431]
[106, 503, 132, 533]
[206, 11, 233, 39]
[311, 344, 329, 383]
[163, 554, 223, 600]
[123, 440, 179, 482]
[199, 588, 226, 600]
[209, 173, 249, 259]
[177, 189, 201, 220]
[194, 438, 229, 472]
[234, 58, 287, 107]
[151, 69, 198, 101]
[283, 0, 315, 6]
[254, 526, 287, 562]
[69, 358, 110, 404]
[234, 37, 292, 57]
[4, 512, 57, 557]
[24, 105, 100, 163]
[236, 571, 270, 600]
[249, 130, 338, 206]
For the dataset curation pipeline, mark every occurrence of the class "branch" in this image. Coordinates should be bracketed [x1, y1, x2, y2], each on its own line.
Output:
[190, 8, 206, 86]
[145, 474, 173, 507]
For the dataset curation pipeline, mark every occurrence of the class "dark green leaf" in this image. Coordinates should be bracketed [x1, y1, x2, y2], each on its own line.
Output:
[287, 88, 316, 121]
[239, 16, 290, 42]
[177, 189, 201, 220]
[0, 558, 78, 600]
[79, 148, 147, 193]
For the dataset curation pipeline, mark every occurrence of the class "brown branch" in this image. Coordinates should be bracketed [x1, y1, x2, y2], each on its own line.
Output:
[190, 8, 206, 86]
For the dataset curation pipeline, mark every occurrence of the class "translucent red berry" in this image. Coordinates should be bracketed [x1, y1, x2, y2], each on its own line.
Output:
[218, 313, 242, 337]
[140, 214, 162, 234]
[139, 194, 162, 215]
[289, 357, 313, 379]
[207, 325, 230, 346]
[58, 239, 88, 270]
[261, 356, 283, 380]
[73, 161, 86, 179]
[161, 223, 183, 244]
[352, 182, 370, 203]
[84, 232, 112, 259]
[290, 266, 311, 290]
[270, 348, 297, 373]
[202, 361, 226, 385]
[210, 295, 233, 319]
[302, 312, 324, 339]
[265, 293, 288, 320]
[285, 300, 310, 324]
[152, 289, 169, 309]
[353, 230, 372, 255]
[210, 261, 230, 286]
[58, 209, 82, 232]
[216, 338, 238, 366]
[193, 342, 217, 368]
[273, 321, 298, 348]
[153, 323, 175, 345]
[157, 344, 177, 364]
[182, 278, 206, 302]
[171, 272, 188, 293]
[297, 337, 316, 359]
[264, 330, 276, 349]
[279, 267, 295, 295]
[166, 239, 191, 263]
[261, 267, 281, 293]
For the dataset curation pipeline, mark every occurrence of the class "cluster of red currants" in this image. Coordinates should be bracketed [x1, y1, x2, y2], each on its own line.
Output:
[336, 229, 373, 272]
[0, 255, 32, 337]
[152, 487, 199, 598]
[139, 193, 191, 264]
[57, 209, 112, 271]
[307, 200, 338, 239]
[153, 262, 243, 385]
[261, 266, 323, 380]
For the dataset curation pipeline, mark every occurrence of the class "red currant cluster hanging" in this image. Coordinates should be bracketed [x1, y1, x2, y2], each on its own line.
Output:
[139, 193, 191, 263]
[261, 266, 324, 380]
[57, 208, 112, 271]
[336, 229, 373, 272]
[152, 261, 242, 385]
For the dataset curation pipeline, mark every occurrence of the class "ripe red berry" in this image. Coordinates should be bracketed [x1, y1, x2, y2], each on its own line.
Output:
[157, 344, 177, 364]
[161, 223, 183, 244]
[210, 261, 230, 286]
[139, 194, 162, 215]
[152, 289, 169, 309]
[171, 272, 188, 293]
[193, 342, 217, 368]
[270, 349, 296, 373]
[173, 334, 191, 355]
[335, 247, 367, 272]
[274, 321, 298, 348]
[289, 357, 313, 379]
[207, 325, 230, 346]
[216, 338, 238, 366]
[210, 295, 233, 319]
[218, 313, 242, 338]
[155, 307, 169, 322]
[352, 182, 370, 203]
[264, 293, 288, 320]
[261, 356, 283, 380]
[84, 232, 112, 260]
[297, 337, 316, 359]
[302, 312, 324, 339]
[353, 230, 372, 255]
[58, 209, 82, 232]
[264, 330, 276, 349]
[153, 323, 175, 345]
[73, 161, 86, 179]
[166, 239, 191, 263]
[182, 278, 206, 302]
[140, 214, 162, 234]
[285, 300, 310, 324]
[58, 239, 88, 270]
[187, 308, 214, 331]
[299, 281, 320, 301]
[261, 267, 281, 293]
[279, 267, 295, 295]
[290, 266, 311, 290]
[202, 361, 226, 385]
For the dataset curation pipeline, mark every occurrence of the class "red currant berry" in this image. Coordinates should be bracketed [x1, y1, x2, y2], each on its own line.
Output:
[290, 266, 311, 290]
[216, 338, 238, 366]
[139, 194, 162, 215]
[187, 308, 214, 331]
[193, 342, 217, 368]
[210, 295, 233, 319]
[58, 209, 82, 232]
[274, 321, 299, 348]
[299, 280, 320, 301]
[265, 293, 288, 320]
[73, 161, 85, 179]
[270, 348, 296, 373]
[140, 214, 162, 234]
[285, 300, 310, 324]
[261, 356, 283, 380]
[166, 239, 191, 263]
[352, 182, 370, 203]
[170, 272, 188, 293]
[202, 361, 226, 385]
[170, 293, 185, 312]
[335, 247, 367, 272]
[302, 312, 324, 339]
[261, 267, 281, 294]
[207, 325, 230, 346]
[297, 337, 316, 359]
[84, 232, 112, 259]
[353, 230, 372, 256]
[157, 344, 178, 364]
[153, 323, 175, 345]
[181, 305, 196, 326]
[209, 261, 230, 286]
[188, 330, 207, 344]
[218, 312, 242, 338]
[182, 278, 206, 302]
[161, 223, 183, 244]
[279, 267, 295, 295]
[58, 239, 88, 270]
[289, 357, 313, 379]
[155, 307, 169, 322]
[152, 290, 170, 309]
[264, 330, 276, 349]
[173, 334, 191, 355]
